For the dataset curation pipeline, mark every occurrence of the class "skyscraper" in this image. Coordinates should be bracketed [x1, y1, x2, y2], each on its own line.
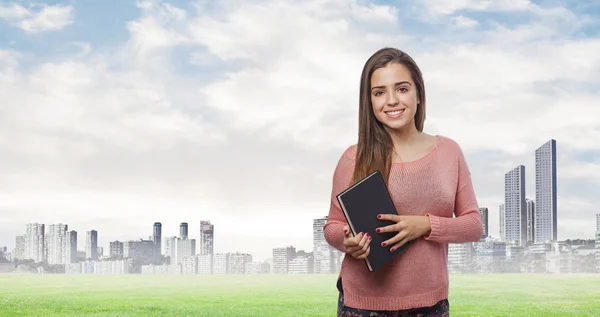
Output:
[86, 230, 98, 260]
[504, 165, 526, 246]
[46, 223, 68, 265]
[535, 139, 557, 243]
[153, 222, 162, 254]
[478, 208, 489, 240]
[313, 216, 342, 274]
[526, 199, 535, 245]
[25, 223, 45, 262]
[180, 222, 188, 239]
[499, 204, 505, 241]
[596, 214, 600, 234]
[199, 221, 214, 255]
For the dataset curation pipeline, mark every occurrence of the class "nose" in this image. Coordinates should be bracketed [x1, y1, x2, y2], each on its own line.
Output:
[387, 92, 399, 106]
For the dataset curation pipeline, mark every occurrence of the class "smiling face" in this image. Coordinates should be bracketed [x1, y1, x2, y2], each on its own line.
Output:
[369, 62, 420, 133]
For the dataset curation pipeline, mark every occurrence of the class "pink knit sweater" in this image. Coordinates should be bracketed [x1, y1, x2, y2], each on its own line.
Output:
[324, 135, 483, 311]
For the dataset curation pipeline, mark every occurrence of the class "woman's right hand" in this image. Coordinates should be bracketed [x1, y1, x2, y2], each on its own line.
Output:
[342, 225, 371, 260]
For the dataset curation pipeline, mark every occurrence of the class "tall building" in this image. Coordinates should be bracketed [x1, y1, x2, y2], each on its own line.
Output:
[199, 221, 214, 255]
[313, 216, 342, 274]
[273, 246, 296, 274]
[153, 222, 162, 255]
[478, 208, 489, 239]
[164, 236, 196, 265]
[534, 139, 557, 243]
[25, 223, 45, 262]
[505, 165, 527, 246]
[180, 222, 188, 239]
[86, 230, 98, 260]
[110, 241, 124, 259]
[65, 231, 77, 264]
[596, 214, 600, 233]
[499, 204, 505, 242]
[14, 235, 25, 260]
[46, 223, 68, 265]
[526, 199, 535, 245]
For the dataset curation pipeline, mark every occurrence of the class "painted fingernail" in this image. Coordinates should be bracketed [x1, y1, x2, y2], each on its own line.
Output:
[381, 242, 386, 247]
[368, 236, 372, 240]
[376, 228, 381, 233]
[377, 214, 382, 219]
[390, 248, 395, 252]
[344, 229, 348, 234]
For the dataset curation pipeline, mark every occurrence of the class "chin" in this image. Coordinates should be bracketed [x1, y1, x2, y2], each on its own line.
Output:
[379, 117, 413, 131]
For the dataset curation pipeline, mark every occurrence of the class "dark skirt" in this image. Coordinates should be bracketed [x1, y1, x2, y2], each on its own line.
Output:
[336, 278, 450, 317]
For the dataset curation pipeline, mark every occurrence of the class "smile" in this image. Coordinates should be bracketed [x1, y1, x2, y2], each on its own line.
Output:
[385, 109, 404, 118]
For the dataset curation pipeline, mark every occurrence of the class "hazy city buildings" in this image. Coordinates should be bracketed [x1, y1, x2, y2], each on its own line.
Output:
[153, 222, 162, 255]
[526, 199, 535, 244]
[25, 223, 45, 262]
[504, 165, 527, 246]
[478, 208, 488, 240]
[535, 139, 557, 243]
[46, 223, 68, 265]
[199, 221, 214, 255]
[272, 246, 296, 274]
[313, 216, 342, 274]
[180, 222, 188, 239]
[499, 204, 505, 242]
[86, 230, 98, 261]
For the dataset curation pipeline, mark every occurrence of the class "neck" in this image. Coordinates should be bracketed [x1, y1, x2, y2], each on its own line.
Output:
[387, 124, 421, 150]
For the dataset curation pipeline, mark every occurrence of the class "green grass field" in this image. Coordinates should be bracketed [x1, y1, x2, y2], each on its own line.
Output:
[1, 273, 599, 316]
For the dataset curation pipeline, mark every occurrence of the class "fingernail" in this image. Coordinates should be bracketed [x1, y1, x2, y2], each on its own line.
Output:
[381, 242, 386, 247]
[376, 228, 380, 233]
[377, 214, 381, 219]
[390, 248, 395, 252]
[344, 229, 348, 234]
[368, 236, 372, 240]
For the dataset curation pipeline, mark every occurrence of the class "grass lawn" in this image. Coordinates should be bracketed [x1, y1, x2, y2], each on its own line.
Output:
[0, 273, 599, 316]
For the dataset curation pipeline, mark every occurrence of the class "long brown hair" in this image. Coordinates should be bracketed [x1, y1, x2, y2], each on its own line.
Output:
[351, 47, 427, 185]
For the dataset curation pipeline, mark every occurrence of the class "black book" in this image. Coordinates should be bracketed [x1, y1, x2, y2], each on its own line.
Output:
[336, 170, 408, 272]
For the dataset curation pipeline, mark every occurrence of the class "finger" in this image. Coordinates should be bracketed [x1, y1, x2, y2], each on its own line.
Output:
[352, 240, 369, 258]
[344, 232, 363, 249]
[376, 222, 404, 234]
[377, 213, 402, 222]
[356, 246, 370, 259]
[343, 225, 351, 236]
[390, 235, 411, 252]
[351, 233, 371, 255]
[347, 232, 369, 253]
[382, 231, 407, 247]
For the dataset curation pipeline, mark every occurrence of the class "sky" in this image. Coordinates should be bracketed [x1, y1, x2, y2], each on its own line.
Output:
[0, 0, 599, 262]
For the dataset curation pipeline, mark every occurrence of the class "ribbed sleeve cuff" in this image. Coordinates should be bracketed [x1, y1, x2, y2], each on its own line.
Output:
[323, 222, 346, 253]
[423, 213, 441, 242]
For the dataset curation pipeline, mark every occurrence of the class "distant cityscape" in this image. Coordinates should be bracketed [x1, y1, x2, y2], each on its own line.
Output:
[0, 217, 343, 275]
[1, 139, 599, 275]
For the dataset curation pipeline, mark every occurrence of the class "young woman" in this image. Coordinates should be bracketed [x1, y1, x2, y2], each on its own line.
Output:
[323, 47, 483, 317]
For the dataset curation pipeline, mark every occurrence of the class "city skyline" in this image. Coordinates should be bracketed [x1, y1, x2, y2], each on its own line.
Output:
[1, 0, 599, 263]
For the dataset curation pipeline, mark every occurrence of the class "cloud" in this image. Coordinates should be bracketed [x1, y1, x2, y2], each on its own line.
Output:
[1, 0, 599, 260]
[452, 15, 479, 27]
[0, 3, 74, 33]
[422, 0, 537, 15]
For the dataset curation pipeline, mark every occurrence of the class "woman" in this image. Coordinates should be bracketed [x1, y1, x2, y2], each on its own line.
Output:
[323, 47, 483, 316]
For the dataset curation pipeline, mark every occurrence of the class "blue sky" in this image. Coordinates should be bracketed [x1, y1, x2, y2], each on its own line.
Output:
[0, 0, 599, 261]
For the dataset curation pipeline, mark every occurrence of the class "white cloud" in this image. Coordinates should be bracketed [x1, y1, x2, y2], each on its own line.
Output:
[452, 15, 478, 27]
[1, 0, 599, 258]
[0, 3, 74, 33]
[423, 0, 537, 15]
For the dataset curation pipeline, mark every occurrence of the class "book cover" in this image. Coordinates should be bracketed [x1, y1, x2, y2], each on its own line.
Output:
[336, 170, 409, 272]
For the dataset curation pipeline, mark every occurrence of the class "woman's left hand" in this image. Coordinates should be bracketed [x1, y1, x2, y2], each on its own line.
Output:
[375, 214, 432, 252]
